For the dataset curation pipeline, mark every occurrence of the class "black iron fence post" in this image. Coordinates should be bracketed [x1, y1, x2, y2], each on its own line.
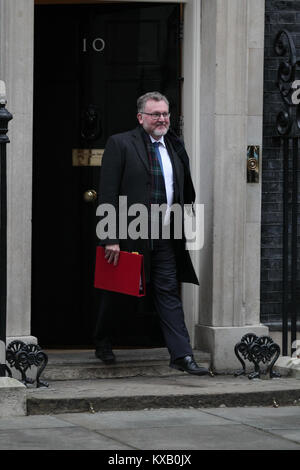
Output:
[282, 137, 289, 357]
[0, 81, 12, 377]
[291, 137, 299, 355]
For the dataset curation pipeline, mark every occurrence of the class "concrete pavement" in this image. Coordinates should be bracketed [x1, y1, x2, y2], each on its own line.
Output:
[0, 405, 300, 450]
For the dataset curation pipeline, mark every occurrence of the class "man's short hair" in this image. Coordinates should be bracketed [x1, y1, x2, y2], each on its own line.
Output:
[137, 92, 169, 113]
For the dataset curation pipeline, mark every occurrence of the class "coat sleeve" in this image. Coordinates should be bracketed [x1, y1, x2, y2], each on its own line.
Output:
[96, 135, 124, 245]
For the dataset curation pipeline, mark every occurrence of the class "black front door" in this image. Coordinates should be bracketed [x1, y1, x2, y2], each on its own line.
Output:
[32, 2, 182, 347]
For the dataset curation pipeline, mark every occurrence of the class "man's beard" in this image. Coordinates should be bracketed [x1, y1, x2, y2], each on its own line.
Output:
[152, 126, 169, 137]
[143, 122, 169, 137]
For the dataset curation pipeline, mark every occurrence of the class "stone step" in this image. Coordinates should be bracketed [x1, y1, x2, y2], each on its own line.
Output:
[42, 348, 211, 381]
[26, 374, 300, 416]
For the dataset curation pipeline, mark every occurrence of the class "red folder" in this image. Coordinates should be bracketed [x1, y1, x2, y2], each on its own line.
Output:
[94, 246, 146, 297]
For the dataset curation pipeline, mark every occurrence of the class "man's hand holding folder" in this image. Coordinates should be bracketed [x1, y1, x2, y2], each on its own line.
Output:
[104, 244, 120, 266]
[94, 246, 146, 297]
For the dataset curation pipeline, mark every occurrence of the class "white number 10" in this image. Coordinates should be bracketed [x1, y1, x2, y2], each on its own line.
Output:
[82, 38, 105, 52]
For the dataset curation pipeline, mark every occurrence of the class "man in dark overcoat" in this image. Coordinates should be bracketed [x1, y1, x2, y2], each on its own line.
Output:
[94, 91, 208, 375]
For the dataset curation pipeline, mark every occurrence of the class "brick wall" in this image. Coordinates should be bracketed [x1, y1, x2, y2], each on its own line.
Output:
[262, 0, 300, 326]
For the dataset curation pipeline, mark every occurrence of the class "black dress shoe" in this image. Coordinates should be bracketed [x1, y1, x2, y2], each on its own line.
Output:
[170, 355, 209, 376]
[95, 340, 116, 365]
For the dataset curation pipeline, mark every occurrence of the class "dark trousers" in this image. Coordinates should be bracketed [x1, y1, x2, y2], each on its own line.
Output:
[94, 239, 193, 361]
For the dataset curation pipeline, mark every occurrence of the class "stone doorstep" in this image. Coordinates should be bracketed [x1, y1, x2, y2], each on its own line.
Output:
[25, 374, 300, 416]
[42, 348, 212, 381]
[6, 348, 211, 383]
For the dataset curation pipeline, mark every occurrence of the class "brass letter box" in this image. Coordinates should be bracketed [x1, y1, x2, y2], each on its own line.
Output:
[72, 149, 104, 166]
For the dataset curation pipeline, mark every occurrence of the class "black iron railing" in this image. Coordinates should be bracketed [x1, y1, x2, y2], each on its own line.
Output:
[274, 30, 300, 356]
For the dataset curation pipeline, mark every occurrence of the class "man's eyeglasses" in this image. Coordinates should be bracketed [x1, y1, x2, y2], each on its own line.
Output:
[141, 112, 170, 121]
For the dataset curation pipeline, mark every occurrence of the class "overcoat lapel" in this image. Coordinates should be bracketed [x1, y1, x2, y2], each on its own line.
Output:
[130, 127, 150, 173]
[165, 136, 182, 204]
